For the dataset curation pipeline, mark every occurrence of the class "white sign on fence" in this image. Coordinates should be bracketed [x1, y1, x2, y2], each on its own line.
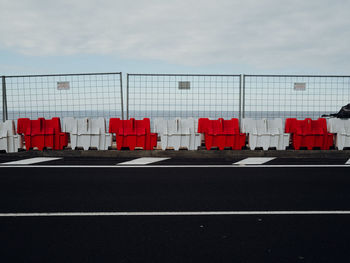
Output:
[294, 82, 306, 91]
[178, 81, 191, 90]
[57, 81, 70, 90]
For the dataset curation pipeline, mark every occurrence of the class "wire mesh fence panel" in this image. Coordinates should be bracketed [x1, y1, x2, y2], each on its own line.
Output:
[243, 75, 350, 120]
[4, 73, 123, 125]
[127, 74, 241, 121]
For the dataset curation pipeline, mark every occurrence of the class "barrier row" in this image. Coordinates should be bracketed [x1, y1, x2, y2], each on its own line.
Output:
[0, 117, 349, 152]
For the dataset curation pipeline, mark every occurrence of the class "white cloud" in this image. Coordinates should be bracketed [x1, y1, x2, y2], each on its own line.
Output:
[0, 0, 349, 72]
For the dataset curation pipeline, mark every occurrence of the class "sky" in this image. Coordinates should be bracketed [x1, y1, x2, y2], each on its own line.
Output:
[0, 0, 350, 76]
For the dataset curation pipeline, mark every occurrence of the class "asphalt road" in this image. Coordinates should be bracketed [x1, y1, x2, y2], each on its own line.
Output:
[0, 155, 349, 165]
[1, 166, 350, 262]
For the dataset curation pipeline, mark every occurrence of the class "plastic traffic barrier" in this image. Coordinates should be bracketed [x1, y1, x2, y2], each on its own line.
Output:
[285, 118, 333, 150]
[327, 118, 350, 150]
[0, 120, 23, 152]
[197, 118, 246, 150]
[62, 117, 112, 150]
[153, 118, 201, 150]
[241, 118, 290, 150]
[109, 118, 157, 150]
[17, 117, 68, 151]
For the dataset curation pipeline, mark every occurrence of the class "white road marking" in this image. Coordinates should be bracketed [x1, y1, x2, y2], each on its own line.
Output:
[1, 211, 350, 217]
[346, 159, 350, 165]
[1, 157, 62, 165]
[233, 157, 276, 165]
[117, 157, 170, 165]
[0, 164, 349, 168]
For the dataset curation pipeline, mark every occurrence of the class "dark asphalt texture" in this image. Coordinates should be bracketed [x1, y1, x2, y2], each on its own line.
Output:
[0, 156, 349, 165]
[1, 166, 350, 262]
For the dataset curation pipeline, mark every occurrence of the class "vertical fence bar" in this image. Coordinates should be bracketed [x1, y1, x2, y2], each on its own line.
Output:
[120, 72, 124, 120]
[239, 74, 242, 122]
[2, 76, 8, 122]
[242, 74, 245, 119]
[126, 73, 129, 120]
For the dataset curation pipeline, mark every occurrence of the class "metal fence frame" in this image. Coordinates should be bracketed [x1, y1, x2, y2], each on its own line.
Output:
[242, 74, 350, 120]
[1, 72, 123, 122]
[126, 73, 242, 121]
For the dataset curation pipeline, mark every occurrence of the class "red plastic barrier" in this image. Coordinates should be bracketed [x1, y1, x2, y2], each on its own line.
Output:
[109, 118, 157, 150]
[17, 117, 68, 151]
[198, 118, 246, 150]
[285, 118, 333, 150]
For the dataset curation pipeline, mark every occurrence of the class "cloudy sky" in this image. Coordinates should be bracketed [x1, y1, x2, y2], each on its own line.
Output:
[0, 0, 349, 75]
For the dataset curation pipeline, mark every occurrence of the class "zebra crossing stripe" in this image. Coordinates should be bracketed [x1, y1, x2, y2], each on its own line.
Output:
[1, 157, 62, 165]
[233, 157, 276, 165]
[117, 157, 170, 165]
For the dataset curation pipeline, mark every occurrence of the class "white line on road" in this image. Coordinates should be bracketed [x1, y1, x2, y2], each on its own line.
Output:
[1, 157, 62, 165]
[117, 157, 170, 165]
[0, 164, 349, 168]
[1, 211, 350, 217]
[233, 157, 276, 165]
[346, 159, 350, 165]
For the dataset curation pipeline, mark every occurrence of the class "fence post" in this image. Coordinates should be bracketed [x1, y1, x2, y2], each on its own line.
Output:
[126, 73, 129, 120]
[2, 76, 8, 122]
[242, 74, 245, 119]
[239, 74, 242, 122]
[120, 72, 124, 120]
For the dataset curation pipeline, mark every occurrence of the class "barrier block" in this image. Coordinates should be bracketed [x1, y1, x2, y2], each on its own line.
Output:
[109, 118, 157, 150]
[327, 118, 350, 150]
[90, 118, 113, 150]
[198, 118, 245, 150]
[61, 117, 75, 134]
[241, 118, 290, 150]
[0, 120, 23, 152]
[153, 118, 201, 150]
[17, 117, 68, 151]
[62, 117, 112, 150]
[285, 118, 333, 150]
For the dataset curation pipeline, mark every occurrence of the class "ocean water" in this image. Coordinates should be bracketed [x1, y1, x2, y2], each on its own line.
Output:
[4, 110, 336, 131]
[5, 110, 334, 121]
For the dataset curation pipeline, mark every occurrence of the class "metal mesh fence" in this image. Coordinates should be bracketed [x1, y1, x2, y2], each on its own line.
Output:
[127, 74, 241, 120]
[3, 73, 123, 122]
[243, 75, 350, 119]
[2, 73, 349, 125]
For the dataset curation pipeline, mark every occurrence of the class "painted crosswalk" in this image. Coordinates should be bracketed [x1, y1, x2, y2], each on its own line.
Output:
[233, 157, 276, 165]
[1, 157, 62, 165]
[117, 157, 170, 165]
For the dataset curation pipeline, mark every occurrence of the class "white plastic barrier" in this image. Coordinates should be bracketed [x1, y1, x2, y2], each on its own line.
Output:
[327, 118, 350, 150]
[0, 120, 22, 152]
[62, 117, 112, 150]
[153, 118, 201, 150]
[241, 118, 290, 150]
